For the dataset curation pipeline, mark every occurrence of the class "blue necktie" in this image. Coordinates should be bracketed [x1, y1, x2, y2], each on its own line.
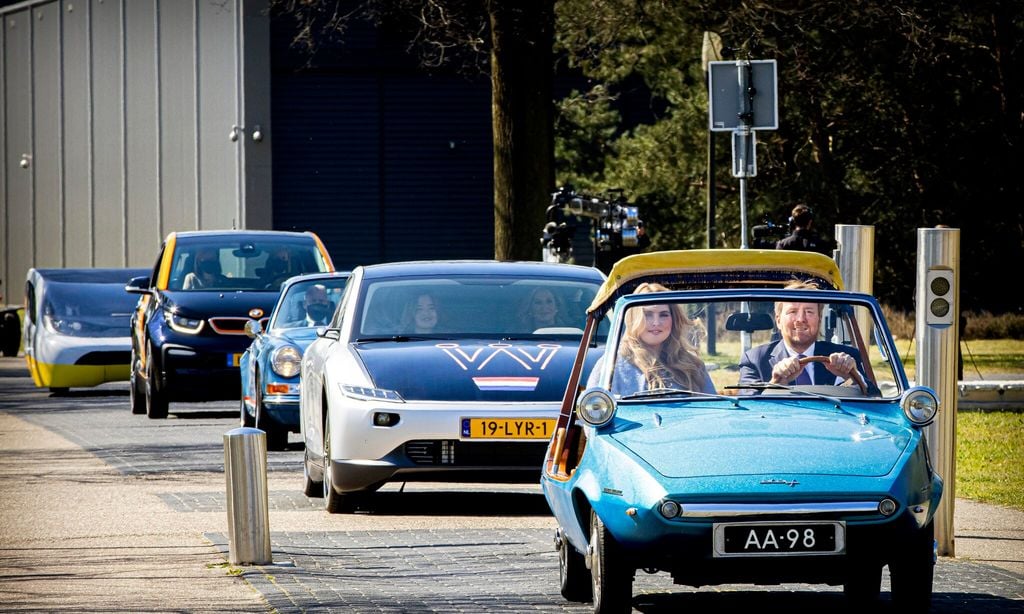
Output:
[795, 354, 812, 385]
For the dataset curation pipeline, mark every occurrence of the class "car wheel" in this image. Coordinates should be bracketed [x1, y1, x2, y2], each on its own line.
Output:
[889, 520, 934, 611]
[302, 448, 323, 498]
[843, 561, 882, 604]
[254, 376, 287, 451]
[1, 312, 20, 356]
[145, 344, 169, 419]
[130, 349, 146, 414]
[322, 412, 357, 513]
[558, 527, 592, 602]
[589, 509, 632, 613]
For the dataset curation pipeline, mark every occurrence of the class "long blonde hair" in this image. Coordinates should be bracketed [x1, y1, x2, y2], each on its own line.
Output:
[619, 282, 706, 390]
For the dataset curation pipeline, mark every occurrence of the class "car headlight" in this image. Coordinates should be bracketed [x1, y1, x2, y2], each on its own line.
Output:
[340, 384, 404, 403]
[166, 311, 204, 334]
[42, 314, 82, 335]
[271, 345, 302, 378]
[901, 386, 939, 426]
[577, 388, 616, 427]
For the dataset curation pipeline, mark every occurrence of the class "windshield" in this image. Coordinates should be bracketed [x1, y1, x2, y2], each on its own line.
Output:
[589, 292, 902, 401]
[167, 237, 330, 292]
[42, 282, 138, 338]
[356, 275, 608, 340]
[270, 277, 350, 330]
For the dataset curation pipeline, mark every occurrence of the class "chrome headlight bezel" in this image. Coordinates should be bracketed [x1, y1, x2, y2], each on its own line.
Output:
[576, 387, 617, 427]
[901, 386, 939, 426]
[270, 345, 302, 378]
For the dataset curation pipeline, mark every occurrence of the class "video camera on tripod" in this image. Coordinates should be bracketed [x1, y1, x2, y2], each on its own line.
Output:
[541, 185, 649, 273]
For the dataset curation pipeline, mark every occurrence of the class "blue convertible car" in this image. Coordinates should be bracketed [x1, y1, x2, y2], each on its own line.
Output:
[542, 250, 942, 612]
[240, 272, 350, 449]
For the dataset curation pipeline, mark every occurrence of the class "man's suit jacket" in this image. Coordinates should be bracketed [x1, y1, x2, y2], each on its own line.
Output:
[738, 340, 871, 388]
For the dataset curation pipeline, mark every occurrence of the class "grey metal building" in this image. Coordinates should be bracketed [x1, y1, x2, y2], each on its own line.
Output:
[1, 0, 494, 292]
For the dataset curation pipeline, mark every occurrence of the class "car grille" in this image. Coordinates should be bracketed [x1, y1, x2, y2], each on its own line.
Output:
[75, 350, 130, 366]
[404, 440, 548, 467]
[207, 317, 269, 335]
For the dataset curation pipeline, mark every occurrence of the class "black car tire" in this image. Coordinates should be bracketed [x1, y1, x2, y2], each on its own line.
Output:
[589, 509, 632, 614]
[558, 527, 592, 602]
[890, 520, 934, 612]
[843, 561, 882, 604]
[323, 412, 358, 513]
[130, 349, 146, 414]
[302, 448, 323, 498]
[1, 312, 20, 356]
[254, 374, 288, 450]
[145, 344, 169, 419]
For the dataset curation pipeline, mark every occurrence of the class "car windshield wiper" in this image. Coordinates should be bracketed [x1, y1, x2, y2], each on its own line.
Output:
[353, 335, 442, 343]
[620, 388, 742, 408]
[726, 383, 851, 412]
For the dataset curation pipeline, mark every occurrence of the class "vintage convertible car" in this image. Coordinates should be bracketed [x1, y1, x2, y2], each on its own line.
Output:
[22, 267, 148, 392]
[126, 230, 334, 418]
[240, 271, 350, 450]
[541, 249, 942, 612]
[300, 260, 607, 512]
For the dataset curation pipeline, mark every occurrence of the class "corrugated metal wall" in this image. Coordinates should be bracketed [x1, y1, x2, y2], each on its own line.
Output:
[0, 0, 272, 295]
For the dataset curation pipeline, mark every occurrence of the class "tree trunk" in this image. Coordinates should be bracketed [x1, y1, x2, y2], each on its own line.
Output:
[488, 1, 554, 261]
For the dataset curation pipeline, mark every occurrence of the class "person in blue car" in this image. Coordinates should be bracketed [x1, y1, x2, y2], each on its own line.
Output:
[590, 282, 716, 396]
[285, 284, 334, 327]
[738, 281, 870, 388]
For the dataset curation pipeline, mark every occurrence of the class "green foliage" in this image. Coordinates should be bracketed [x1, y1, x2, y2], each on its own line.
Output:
[554, 0, 1024, 312]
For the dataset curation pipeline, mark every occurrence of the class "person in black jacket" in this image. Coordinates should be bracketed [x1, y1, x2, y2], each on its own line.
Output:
[775, 204, 835, 256]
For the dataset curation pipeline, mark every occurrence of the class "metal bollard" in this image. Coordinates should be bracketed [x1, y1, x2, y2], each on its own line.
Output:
[223, 427, 271, 565]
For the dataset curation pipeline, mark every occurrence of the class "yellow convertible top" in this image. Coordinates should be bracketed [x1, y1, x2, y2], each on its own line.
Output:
[589, 249, 843, 314]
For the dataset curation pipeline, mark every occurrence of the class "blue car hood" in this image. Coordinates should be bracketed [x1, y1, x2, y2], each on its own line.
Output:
[611, 403, 913, 478]
[355, 339, 599, 402]
[270, 327, 320, 349]
[161, 290, 280, 318]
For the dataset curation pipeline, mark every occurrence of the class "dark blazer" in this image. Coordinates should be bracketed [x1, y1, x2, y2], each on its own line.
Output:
[738, 340, 873, 390]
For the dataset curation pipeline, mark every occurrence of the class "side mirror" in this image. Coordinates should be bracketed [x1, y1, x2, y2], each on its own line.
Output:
[125, 276, 152, 295]
[244, 319, 263, 339]
[318, 328, 341, 341]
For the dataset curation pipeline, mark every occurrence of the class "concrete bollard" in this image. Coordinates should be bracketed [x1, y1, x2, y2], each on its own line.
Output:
[223, 427, 271, 565]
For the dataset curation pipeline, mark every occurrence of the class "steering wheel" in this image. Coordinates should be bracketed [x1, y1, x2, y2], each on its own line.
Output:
[798, 355, 869, 396]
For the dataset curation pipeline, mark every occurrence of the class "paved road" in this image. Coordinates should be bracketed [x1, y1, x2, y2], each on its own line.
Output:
[0, 357, 1021, 612]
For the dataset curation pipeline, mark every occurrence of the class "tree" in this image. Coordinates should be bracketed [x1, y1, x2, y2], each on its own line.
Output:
[273, 0, 554, 261]
[553, 0, 1023, 311]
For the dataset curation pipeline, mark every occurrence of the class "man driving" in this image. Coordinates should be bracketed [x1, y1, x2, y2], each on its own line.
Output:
[738, 281, 870, 389]
[287, 284, 333, 327]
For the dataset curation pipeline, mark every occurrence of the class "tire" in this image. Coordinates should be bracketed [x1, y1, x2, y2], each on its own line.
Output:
[589, 509, 632, 613]
[322, 412, 356, 513]
[254, 375, 288, 451]
[890, 520, 935, 612]
[1, 312, 20, 356]
[558, 528, 592, 602]
[49, 387, 69, 396]
[844, 561, 882, 604]
[145, 344, 169, 419]
[130, 349, 146, 414]
[302, 448, 322, 498]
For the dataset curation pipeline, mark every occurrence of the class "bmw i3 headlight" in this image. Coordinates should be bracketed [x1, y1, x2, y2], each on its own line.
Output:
[901, 386, 939, 426]
[166, 311, 204, 334]
[577, 388, 616, 427]
[271, 345, 302, 378]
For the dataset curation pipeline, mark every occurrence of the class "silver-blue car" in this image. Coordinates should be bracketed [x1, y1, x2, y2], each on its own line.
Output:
[240, 272, 350, 449]
[541, 249, 942, 612]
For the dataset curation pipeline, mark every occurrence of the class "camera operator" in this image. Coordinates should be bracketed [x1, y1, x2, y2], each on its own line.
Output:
[776, 204, 835, 256]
